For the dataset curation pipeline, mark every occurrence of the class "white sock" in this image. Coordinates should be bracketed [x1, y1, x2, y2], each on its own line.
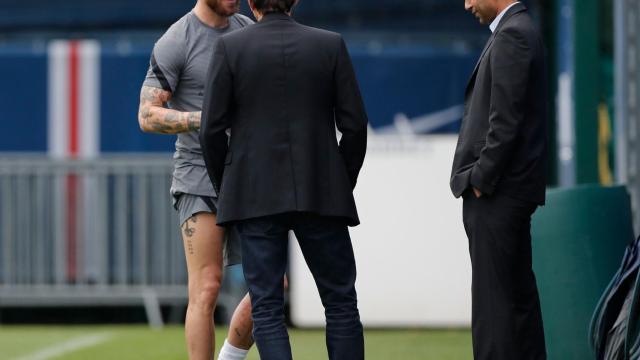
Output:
[218, 339, 250, 360]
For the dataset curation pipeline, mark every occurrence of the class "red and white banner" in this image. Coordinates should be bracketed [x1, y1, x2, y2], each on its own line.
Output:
[47, 40, 101, 283]
[48, 40, 100, 159]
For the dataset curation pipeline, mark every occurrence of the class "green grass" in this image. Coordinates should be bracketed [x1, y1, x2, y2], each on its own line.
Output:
[0, 326, 472, 360]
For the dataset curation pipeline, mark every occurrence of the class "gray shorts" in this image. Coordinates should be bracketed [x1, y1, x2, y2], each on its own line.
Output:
[174, 193, 242, 266]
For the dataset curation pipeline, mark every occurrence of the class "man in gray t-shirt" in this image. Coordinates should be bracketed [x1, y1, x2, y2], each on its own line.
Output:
[138, 1, 254, 359]
[143, 8, 251, 202]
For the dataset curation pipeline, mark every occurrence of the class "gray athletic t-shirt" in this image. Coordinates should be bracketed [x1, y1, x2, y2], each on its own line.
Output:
[143, 11, 253, 198]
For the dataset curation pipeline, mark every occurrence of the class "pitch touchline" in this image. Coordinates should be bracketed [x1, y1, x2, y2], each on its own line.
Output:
[12, 333, 113, 360]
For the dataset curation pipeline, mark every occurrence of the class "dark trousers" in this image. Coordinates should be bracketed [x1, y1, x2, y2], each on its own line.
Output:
[463, 193, 547, 360]
[236, 212, 364, 360]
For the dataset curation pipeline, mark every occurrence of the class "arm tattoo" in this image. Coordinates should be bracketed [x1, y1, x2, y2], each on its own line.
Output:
[187, 112, 200, 132]
[138, 86, 201, 134]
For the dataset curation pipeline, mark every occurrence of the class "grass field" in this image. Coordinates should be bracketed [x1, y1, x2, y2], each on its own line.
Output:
[0, 326, 472, 360]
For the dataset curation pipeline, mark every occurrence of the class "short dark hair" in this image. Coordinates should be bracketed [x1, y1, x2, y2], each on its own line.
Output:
[253, 0, 296, 13]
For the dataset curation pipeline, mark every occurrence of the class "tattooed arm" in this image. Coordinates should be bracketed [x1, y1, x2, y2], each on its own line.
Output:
[138, 86, 201, 134]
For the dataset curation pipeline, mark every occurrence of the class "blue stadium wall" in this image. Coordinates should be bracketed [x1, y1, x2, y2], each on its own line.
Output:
[0, 39, 478, 153]
[0, 0, 494, 31]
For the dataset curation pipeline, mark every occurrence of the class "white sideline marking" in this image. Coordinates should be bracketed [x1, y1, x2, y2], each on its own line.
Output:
[13, 333, 112, 360]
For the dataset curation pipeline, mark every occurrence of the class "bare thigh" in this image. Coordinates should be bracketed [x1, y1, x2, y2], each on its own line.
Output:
[181, 212, 225, 294]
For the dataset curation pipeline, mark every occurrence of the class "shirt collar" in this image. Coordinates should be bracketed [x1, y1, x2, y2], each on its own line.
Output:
[489, 1, 520, 33]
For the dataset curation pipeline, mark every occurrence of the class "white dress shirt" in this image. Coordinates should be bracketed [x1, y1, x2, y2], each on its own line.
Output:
[490, 1, 520, 33]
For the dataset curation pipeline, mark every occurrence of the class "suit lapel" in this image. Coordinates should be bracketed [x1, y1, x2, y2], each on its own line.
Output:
[464, 2, 528, 96]
[465, 34, 496, 95]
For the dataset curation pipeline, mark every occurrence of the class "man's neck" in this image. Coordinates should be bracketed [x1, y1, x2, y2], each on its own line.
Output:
[489, 0, 518, 31]
[255, 11, 291, 22]
[494, 0, 517, 17]
[194, 2, 230, 28]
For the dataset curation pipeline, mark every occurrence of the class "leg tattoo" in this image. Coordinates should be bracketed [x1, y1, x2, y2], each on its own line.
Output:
[186, 238, 195, 255]
[183, 216, 197, 255]
[183, 215, 197, 237]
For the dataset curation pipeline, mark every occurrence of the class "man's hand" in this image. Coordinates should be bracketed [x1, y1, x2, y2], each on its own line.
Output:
[473, 187, 483, 198]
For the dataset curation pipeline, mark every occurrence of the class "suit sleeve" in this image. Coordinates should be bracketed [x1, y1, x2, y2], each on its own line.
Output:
[200, 38, 233, 195]
[470, 27, 532, 195]
[334, 36, 369, 189]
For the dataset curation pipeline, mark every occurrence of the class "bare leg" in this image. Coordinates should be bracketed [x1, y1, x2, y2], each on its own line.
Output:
[226, 276, 288, 350]
[227, 293, 254, 350]
[182, 213, 225, 360]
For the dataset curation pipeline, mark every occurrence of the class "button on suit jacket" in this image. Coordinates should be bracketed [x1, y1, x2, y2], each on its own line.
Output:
[200, 13, 368, 226]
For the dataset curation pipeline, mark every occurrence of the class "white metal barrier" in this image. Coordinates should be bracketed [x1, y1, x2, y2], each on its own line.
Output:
[0, 136, 472, 329]
[0, 155, 237, 327]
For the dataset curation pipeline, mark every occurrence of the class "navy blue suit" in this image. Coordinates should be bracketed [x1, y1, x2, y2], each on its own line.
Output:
[200, 12, 367, 360]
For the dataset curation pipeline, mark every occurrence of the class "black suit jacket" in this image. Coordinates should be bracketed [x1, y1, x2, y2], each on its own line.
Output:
[200, 13, 368, 226]
[450, 3, 547, 205]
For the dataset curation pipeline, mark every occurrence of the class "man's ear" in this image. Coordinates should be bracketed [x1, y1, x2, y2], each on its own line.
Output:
[247, 0, 261, 20]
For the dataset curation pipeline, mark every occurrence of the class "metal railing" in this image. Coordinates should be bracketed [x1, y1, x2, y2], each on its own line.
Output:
[0, 155, 239, 327]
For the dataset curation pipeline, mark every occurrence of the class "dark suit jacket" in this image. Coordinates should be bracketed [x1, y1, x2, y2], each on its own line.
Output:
[200, 12, 368, 226]
[450, 3, 547, 205]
